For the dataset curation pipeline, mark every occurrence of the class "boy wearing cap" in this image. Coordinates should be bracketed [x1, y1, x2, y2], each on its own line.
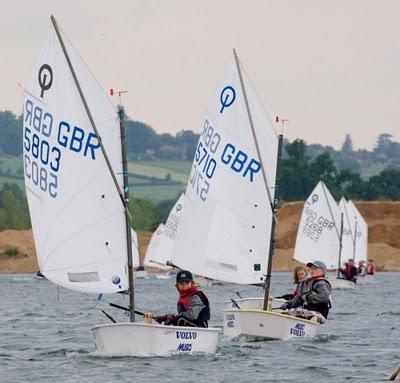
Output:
[280, 260, 331, 319]
[155, 270, 210, 327]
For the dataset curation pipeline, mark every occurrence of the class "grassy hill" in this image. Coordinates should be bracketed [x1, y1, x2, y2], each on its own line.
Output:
[0, 155, 191, 203]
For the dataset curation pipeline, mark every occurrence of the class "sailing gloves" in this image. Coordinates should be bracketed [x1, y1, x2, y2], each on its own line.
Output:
[280, 302, 290, 310]
[154, 314, 175, 325]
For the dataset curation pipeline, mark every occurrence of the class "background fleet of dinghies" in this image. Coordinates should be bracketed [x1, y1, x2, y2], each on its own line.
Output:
[24, 16, 371, 357]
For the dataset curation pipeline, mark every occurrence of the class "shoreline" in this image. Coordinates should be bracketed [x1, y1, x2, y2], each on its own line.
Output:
[1, 201, 399, 273]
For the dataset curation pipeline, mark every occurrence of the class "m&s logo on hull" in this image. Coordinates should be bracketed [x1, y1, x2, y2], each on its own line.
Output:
[290, 323, 305, 337]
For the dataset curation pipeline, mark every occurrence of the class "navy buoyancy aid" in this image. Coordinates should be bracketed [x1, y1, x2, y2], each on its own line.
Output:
[300, 278, 332, 319]
[177, 290, 210, 323]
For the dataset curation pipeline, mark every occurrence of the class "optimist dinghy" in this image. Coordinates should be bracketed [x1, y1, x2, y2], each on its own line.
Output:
[294, 182, 355, 289]
[23, 15, 220, 356]
[345, 200, 370, 284]
[143, 194, 184, 271]
[169, 50, 321, 341]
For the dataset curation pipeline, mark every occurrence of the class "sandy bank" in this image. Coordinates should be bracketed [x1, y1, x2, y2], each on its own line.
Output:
[1, 201, 399, 273]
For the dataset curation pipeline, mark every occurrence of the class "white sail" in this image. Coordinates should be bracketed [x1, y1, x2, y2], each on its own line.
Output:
[23, 22, 130, 293]
[348, 200, 368, 264]
[131, 228, 140, 267]
[171, 53, 279, 285]
[143, 193, 185, 270]
[339, 197, 355, 263]
[293, 181, 341, 270]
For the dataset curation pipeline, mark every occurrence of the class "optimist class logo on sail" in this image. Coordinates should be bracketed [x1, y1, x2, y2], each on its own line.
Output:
[23, 63, 101, 199]
[188, 84, 262, 202]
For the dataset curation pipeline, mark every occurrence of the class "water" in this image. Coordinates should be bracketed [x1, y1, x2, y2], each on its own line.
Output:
[0, 273, 399, 382]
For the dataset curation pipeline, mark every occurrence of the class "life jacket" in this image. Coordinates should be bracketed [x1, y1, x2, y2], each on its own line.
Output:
[177, 288, 210, 324]
[300, 277, 331, 319]
[367, 264, 375, 275]
[341, 264, 358, 282]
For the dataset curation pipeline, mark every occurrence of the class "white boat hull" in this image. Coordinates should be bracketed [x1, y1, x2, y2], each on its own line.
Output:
[328, 277, 355, 289]
[222, 309, 320, 341]
[92, 322, 221, 356]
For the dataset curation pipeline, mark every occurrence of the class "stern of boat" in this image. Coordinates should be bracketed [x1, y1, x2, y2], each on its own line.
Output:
[222, 308, 320, 341]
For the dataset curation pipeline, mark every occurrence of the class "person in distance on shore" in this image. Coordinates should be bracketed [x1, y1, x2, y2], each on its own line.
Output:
[154, 270, 210, 327]
[280, 261, 331, 319]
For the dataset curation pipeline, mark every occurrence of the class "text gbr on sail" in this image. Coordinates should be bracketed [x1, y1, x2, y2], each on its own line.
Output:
[24, 99, 101, 160]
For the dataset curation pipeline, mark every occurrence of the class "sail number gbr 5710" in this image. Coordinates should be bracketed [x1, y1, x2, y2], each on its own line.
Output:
[189, 118, 261, 202]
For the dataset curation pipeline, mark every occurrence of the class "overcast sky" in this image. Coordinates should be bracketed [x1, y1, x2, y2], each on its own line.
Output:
[1, 0, 400, 149]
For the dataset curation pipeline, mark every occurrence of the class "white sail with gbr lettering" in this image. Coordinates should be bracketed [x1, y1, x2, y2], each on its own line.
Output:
[293, 181, 341, 270]
[171, 54, 279, 284]
[23, 23, 132, 293]
[144, 193, 185, 270]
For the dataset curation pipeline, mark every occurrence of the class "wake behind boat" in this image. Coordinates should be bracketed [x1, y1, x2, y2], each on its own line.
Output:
[23, 15, 220, 356]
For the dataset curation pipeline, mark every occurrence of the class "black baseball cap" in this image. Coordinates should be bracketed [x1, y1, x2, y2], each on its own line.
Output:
[176, 270, 193, 283]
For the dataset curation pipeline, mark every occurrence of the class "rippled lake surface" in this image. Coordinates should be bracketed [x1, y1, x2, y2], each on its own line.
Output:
[1, 272, 399, 382]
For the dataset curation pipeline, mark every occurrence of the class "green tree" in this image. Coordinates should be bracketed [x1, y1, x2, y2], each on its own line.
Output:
[129, 196, 160, 231]
[368, 169, 400, 200]
[0, 183, 30, 230]
[0, 111, 22, 156]
[280, 139, 314, 201]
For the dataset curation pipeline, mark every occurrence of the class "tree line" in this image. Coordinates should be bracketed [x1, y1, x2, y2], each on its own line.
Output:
[280, 139, 400, 201]
[3, 110, 399, 167]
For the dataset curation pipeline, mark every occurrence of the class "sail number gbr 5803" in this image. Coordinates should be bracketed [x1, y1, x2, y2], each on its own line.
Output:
[189, 119, 261, 202]
[23, 100, 60, 198]
[23, 99, 101, 198]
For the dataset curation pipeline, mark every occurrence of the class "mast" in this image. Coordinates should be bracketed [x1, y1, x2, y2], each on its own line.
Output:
[51, 15, 135, 320]
[232, 49, 275, 209]
[337, 213, 344, 278]
[352, 218, 358, 262]
[232, 49, 282, 310]
[118, 105, 135, 322]
[263, 134, 283, 310]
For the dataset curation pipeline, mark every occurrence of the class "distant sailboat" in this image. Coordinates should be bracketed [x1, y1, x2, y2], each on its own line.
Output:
[144, 193, 184, 271]
[23, 15, 220, 356]
[170, 49, 321, 340]
[339, 197, 355, 262]
[346, 200, 370, 283]
[293, 182, 355, 289]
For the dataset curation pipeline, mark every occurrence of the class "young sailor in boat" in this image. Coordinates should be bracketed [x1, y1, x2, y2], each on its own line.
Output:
[155, 270, 210, 328]
[340, 258, 358, 283]
[280, 266, 307, 301]
[367, 259, 376, 275]
[358, 260, 367, 276]
[280, 261, 331, 320]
